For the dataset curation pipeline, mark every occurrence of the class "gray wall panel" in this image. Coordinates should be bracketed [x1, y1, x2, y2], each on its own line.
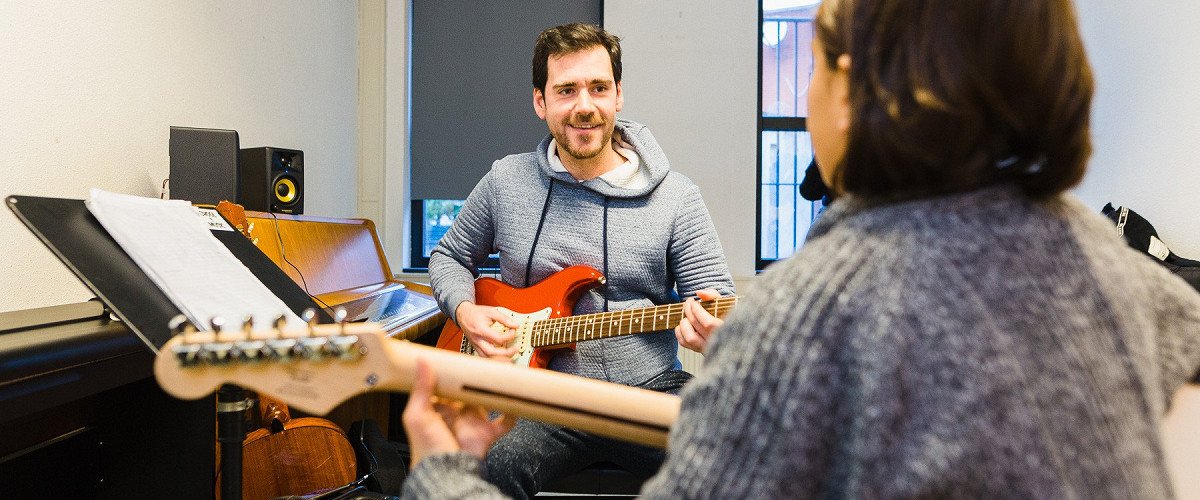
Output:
[410, 0, 602, 200]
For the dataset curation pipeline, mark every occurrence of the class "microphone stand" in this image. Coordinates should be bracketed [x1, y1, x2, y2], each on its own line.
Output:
[217, 384, 252, 500]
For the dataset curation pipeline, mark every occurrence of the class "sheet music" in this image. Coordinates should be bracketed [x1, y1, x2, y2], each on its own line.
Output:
[86, 189, 302, 332]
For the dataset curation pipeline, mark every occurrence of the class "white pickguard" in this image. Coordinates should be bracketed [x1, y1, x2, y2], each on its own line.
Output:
[480, 306, 552, 367]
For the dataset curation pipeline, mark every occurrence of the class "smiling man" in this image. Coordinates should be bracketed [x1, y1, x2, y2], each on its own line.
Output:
[535, 43, 624, 179]
[426, 23, 735, 499]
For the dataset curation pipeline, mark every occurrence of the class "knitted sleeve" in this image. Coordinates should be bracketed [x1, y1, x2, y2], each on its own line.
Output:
[1147, 263, 1200, 394]
[638, 256, 851, 498]
[429, 171, 497, 322]
[666, 181, 736, 297]
[401, 452, 508, 499]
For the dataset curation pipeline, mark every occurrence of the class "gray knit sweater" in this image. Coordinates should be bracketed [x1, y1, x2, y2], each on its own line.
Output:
[429, 118, 735, 385]
[407, 185, 1200, 498]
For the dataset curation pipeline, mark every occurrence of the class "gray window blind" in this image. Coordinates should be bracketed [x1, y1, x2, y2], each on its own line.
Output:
[410, 0, 602, 201]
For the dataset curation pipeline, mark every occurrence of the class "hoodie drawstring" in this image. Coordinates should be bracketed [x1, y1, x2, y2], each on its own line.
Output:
[525, 179, 612, 314]
[524, 179, 556, 288]
[602, 196, 610, 312]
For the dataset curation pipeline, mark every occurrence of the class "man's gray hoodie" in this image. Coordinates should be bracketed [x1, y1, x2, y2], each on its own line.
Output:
[429, 118, 734, 385]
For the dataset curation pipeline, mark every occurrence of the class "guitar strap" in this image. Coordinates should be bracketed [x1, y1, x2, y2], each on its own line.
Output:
[1102, 203, 1200, 293]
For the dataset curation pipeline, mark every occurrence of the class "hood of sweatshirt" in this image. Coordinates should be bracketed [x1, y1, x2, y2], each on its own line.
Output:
[534, 118, 670, 199]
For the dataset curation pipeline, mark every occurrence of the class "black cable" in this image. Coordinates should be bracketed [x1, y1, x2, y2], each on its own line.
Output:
[269, 212, 334, 311]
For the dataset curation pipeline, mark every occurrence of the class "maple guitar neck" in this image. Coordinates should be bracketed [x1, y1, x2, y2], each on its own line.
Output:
[154, 323, 680, 448]
[529, 296, 738, 348]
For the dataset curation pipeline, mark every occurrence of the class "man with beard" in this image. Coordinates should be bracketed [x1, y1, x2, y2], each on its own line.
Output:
[426, 22, 735, 499]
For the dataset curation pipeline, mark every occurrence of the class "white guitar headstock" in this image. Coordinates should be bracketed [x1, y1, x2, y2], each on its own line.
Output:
[153, 311, 394, 415]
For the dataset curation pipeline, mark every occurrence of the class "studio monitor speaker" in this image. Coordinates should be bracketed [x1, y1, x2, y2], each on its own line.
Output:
[239, 147, 304, 215]
[168, 126, 240, 205]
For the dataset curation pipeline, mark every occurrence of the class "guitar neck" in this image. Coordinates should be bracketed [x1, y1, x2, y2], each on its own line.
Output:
[154, 324, 679, 448]
[530, 296, 737, 348]
[373, 340, 679, 447]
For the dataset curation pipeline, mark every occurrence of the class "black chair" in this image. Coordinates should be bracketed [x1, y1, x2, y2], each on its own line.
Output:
[541, 461, 644, 497]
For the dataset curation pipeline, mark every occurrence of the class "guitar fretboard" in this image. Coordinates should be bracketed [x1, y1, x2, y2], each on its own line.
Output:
[530, 297, 738, 348]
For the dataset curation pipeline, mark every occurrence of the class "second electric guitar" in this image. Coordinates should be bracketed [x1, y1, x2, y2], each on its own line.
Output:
[435, 265, 738, 368]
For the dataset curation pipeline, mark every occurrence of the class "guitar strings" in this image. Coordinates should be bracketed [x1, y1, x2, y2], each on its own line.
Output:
[534, 297, 738, 329]
[529, 297, 739, 346]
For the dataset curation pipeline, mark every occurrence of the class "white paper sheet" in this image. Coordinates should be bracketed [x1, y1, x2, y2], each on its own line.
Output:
[86, 189, 302, 332]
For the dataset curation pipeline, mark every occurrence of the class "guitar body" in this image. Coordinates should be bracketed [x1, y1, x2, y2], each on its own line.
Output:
[216, 396, 357, 500]
[435, 265, 605, 369]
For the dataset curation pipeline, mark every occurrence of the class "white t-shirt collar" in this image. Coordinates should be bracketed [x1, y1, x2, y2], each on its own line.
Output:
[547, 131, 649, 190]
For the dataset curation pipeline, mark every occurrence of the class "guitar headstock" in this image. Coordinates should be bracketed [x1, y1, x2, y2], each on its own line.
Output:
[153, 321, 395, 415]
[215, 200, 252, 240]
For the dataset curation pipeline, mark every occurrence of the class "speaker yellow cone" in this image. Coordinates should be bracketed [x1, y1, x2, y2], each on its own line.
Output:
[274, 177, 298, 204]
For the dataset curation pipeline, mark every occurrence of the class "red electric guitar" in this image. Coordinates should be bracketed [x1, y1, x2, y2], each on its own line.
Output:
[434, 265, 738, 369]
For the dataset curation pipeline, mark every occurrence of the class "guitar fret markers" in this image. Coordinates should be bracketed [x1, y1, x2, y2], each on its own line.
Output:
[529, 297, 738, 348]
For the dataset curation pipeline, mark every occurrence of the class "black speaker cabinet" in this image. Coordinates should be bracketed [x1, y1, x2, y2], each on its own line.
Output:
[168, 126, 240, 205]
[239, 147, 304, 214]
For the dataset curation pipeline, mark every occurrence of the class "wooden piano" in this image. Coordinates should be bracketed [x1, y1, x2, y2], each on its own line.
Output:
[227, 208, 444, 440]
[234, 209, 443, 342]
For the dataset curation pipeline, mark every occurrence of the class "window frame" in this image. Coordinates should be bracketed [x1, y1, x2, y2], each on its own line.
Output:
[756, 2, 819, 271]
[407, 199, 499, 271]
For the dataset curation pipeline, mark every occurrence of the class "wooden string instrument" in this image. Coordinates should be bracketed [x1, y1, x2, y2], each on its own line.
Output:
[215, 393, 357, 500]
[154, 322, 681, 448]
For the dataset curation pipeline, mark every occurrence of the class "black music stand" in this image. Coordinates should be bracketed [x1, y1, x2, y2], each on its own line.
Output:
[6, 194, 334, 500]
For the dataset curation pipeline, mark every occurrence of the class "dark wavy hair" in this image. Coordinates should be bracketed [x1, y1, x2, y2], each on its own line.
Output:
[532, 23, 622, 92]
[816, 0, 1094, 200]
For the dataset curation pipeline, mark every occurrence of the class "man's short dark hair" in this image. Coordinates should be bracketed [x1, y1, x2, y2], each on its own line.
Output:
[532, 23, 622, 92]
[817, 0, 1094, 200]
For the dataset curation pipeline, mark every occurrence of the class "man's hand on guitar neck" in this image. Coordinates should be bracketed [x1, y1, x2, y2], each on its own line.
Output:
[676, 288, 725, 354]
[455, 301, 521, 359]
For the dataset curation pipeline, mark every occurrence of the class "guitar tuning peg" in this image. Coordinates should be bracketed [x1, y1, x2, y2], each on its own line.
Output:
[241, 315, 255, 337]
[273, 314, 288, 335]
[169, 314, 193, 336]
[334, 307, 348, 332]
[209, 316, 226, 336]
[302, 308, 318, 335]
[246, 222, 255, 233]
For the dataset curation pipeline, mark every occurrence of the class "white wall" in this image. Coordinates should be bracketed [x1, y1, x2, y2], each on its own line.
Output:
[0, 1, 359, 313]
[1075, 0, 1200, 258]
[606, 1, 760, 281]
[384, 0, 411, 270]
